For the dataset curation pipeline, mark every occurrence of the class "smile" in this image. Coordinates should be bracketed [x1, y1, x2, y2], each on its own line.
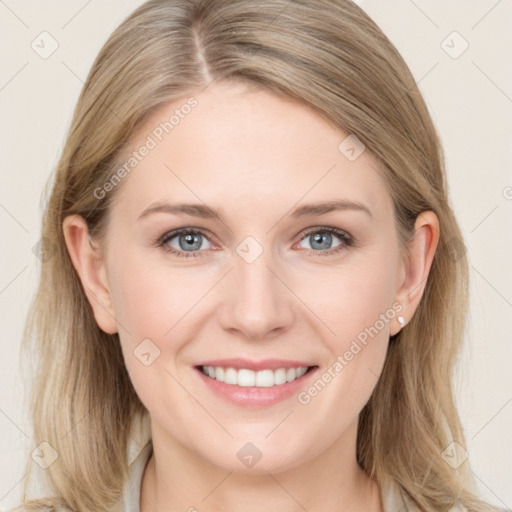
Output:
[199, 365, 313, 387]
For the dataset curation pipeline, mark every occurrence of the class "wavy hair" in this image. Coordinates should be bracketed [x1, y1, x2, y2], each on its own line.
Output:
[13, 0, 505, 510]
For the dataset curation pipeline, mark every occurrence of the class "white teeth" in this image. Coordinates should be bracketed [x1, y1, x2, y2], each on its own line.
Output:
[255, 369, 274, 387]
[297, 367, 307, 378]
[238, 369, 256, 387]
[274, 368, 287, 385]
[224, 367, 237, 385]
[200, 365, 311, 387]
[214, 367, 224, 381]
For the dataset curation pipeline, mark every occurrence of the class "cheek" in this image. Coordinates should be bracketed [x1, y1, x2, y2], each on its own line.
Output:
[108, 253, 206, 337]
[294, 253, 395, 399]
[108, 254, 219, 384]
[108, 260, 192, 412]
[293, 251, 397, 344]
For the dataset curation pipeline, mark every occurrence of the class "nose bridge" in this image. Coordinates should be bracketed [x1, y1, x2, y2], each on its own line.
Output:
[218, 235, 295, 338]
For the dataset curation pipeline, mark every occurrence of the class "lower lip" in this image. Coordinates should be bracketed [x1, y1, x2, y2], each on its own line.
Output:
[194, 366, 318, 408]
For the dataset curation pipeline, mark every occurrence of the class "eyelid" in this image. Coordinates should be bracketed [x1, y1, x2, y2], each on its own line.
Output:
[158, 226, 216, 245]
[157, 225, 354, 258]
[294, 226, 353, 254]
[298, 225, 352, 242]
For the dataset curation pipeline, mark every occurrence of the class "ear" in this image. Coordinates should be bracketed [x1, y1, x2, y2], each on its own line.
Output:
[391, 210, 440, 335]
[62, 214, 118, 334]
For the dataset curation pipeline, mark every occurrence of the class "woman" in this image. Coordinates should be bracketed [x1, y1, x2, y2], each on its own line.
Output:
[13, 0, 507, 511]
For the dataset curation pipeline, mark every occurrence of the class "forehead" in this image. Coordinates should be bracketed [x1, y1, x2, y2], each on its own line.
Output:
[110, 81, 392, 223]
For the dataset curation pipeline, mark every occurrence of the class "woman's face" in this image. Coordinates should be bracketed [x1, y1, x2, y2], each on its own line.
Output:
[97, 81, 407, 473]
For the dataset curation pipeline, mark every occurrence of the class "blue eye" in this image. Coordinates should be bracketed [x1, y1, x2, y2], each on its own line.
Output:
[297, 227, 352, 255]
[159, 229, 212, 258]
[157, 226, 353, 259]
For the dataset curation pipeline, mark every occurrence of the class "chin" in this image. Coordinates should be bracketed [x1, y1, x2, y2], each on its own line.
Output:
[197, 437, 312, 475]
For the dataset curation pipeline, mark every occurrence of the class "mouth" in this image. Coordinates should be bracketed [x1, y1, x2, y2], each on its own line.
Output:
[195, 364, 318, 387]
[192, 358, 319, 407]
[193, 360, 319, 407]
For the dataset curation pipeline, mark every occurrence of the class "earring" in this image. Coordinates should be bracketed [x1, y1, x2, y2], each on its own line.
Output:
[397, 315, 405, 327]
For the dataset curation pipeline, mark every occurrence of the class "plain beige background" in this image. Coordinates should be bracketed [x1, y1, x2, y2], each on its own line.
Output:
[1, 0, 511, 509]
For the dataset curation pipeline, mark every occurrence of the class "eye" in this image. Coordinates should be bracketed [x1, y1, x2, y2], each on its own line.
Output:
[296, 227, 353, 256]
[157, 226, 353, 259]
[158, 228, 213, 258]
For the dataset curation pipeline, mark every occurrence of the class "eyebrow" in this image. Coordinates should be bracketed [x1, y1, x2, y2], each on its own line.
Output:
[137, 199, 372, 222]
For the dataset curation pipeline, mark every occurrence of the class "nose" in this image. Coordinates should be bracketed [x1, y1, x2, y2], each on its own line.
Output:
[217, 244, 296, 341]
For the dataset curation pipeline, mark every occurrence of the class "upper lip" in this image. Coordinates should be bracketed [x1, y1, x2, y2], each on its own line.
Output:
[194, 358, 316, 371]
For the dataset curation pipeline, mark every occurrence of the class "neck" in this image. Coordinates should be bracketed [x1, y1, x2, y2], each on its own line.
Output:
[140, 419, 383, 512]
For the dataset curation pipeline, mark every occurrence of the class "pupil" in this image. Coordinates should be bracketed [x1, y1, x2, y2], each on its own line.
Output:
[180, 233, 201, 250]
[312, 232, 331, 250]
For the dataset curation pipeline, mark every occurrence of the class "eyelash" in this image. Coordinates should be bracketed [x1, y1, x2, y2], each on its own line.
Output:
[156, 226, 354, 259]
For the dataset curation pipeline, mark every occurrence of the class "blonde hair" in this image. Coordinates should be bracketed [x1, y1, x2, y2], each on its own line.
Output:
[13, 1, 505, 511]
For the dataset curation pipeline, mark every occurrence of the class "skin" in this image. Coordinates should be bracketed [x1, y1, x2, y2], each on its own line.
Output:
[63, 80, 439, 512]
